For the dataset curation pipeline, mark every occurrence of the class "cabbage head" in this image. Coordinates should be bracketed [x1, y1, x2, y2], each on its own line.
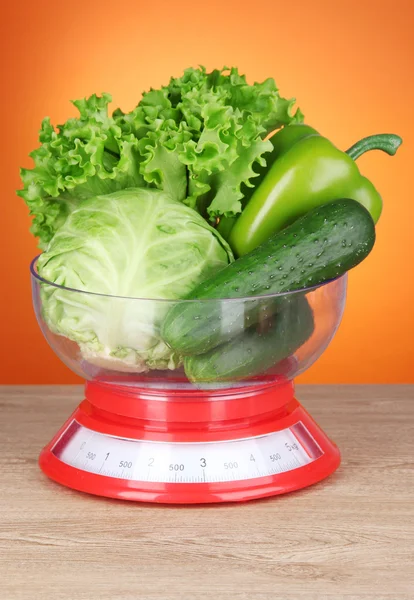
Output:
[37, 188, 233, 372]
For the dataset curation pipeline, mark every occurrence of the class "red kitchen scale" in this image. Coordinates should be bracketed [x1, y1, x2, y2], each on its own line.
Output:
[39, 376, 340, 504]
[33, 260, 346, 504]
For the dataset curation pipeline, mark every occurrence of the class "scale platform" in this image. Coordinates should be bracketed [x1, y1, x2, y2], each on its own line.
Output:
[39, 378, 340, 503]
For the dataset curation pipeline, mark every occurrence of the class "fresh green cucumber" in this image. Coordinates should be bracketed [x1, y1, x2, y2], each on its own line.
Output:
[162, 199, 375, 355]
[184, 295, 314, 382]
[163, 295, 283, 357]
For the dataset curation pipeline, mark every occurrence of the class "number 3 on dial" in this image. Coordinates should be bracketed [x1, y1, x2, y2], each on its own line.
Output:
[200, 458, 207, 468]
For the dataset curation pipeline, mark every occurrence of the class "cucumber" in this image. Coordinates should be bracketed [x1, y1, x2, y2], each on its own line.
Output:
[163, 295, 283, 357]
[184, 295, 314, 382]
[162, 199, 375, 355]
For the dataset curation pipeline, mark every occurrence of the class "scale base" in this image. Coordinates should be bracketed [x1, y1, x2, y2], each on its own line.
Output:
[39, 383, 340, 504]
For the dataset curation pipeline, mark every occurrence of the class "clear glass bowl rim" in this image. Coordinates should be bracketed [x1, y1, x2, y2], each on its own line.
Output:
[30, 255, 346, 303]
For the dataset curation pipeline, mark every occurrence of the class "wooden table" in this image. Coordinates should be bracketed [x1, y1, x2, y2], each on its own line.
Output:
[0, 385, 413, 600]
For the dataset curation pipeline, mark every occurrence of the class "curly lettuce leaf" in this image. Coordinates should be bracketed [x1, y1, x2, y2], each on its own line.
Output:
[115, 66, 303, 219]
[166, 66, 303, 136]
[205, 137, 273, 218]
[137, 124, 191, 202]
[18, 95, 145, 247]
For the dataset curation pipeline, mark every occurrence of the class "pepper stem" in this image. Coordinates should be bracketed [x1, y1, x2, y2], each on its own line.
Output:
[346, 134, 402, 161]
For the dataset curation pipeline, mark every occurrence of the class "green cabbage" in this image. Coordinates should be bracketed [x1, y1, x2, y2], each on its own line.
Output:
[37, 188, 233, 372]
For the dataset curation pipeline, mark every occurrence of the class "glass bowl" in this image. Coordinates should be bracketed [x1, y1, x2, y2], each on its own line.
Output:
[31, 256, 347, 392]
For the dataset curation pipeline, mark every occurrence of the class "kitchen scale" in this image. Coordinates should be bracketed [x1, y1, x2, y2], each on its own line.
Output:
[39, 378, 340, 503]
[32, 259, 346, 504]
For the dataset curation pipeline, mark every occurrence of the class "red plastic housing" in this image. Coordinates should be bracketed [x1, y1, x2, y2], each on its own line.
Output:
[39, 379, 340, 504]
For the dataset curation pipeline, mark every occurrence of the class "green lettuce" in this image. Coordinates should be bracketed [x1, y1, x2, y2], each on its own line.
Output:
[19, 66, 302, 247]
[116, 66, 303, 218]
[19, 94, 146, 248]
[37, 188, 233, 372]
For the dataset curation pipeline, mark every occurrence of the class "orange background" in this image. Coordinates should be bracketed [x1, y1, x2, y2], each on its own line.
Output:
[1, 0, 413, 384]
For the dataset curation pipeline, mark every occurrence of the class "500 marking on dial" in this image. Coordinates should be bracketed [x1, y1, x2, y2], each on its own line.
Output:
[52, 421, 322, 483]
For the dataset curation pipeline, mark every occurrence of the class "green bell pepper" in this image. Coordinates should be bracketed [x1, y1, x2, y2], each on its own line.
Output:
[228, 126, 402, 257]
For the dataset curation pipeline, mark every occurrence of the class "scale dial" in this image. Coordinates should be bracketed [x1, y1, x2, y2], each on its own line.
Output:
[52, 420, 323, 484]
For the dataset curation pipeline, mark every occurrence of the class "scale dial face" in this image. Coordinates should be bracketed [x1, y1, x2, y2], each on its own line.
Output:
[52, 420, 323, 484]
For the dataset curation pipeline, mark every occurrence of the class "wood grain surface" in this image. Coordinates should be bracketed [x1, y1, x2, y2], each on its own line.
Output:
[0, 385, 413, 600]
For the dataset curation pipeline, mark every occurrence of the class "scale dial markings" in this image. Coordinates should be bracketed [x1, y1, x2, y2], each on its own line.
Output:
[52, 421, 323, 484]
